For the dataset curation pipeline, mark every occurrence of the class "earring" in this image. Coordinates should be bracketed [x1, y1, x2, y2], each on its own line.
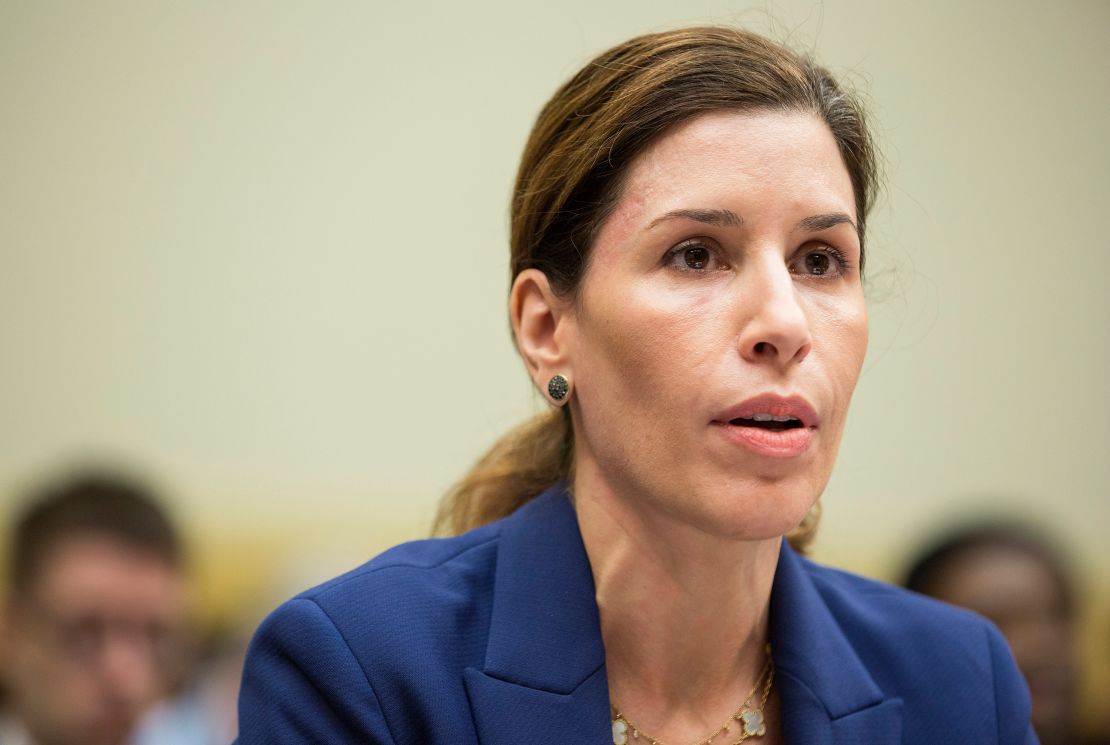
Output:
[547, 374, 570, 403]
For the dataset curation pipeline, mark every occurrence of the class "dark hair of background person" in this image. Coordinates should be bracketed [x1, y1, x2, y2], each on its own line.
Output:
[7, 473, 184, 596]
[433, 25, 879, 552]
[901, 522, 1075, 616]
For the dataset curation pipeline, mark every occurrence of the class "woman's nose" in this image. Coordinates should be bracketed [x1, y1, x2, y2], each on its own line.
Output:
[736, 263, 812, 368]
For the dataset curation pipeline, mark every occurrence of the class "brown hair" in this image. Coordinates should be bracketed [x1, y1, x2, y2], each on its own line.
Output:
[7, 472, 183, 595]
[435, 26, 878, 552]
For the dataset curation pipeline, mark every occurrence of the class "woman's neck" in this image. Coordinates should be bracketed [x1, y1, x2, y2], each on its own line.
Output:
[573, 469, 781, 741]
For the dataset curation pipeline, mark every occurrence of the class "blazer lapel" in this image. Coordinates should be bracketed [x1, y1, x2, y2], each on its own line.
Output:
[771, 542, 904, 744]
[463, 489, 904, 744]
[464, 485, 612, 744]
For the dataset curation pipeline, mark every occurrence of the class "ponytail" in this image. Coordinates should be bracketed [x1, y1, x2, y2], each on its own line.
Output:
[433, 409, 572, 537]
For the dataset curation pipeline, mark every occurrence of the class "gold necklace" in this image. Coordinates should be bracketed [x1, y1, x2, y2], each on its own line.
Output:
[610, 647, 774, 745]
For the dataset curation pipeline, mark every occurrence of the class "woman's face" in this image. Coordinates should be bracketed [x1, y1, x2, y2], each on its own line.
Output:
[563, 110, 868, 540]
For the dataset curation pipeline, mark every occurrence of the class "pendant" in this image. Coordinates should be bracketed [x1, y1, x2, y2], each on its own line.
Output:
[613, 718, 629, 745]
[738, 708, 766, 737]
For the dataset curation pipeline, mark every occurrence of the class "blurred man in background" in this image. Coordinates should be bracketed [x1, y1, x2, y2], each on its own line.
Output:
[0, 473, 189, 745]
[903, 523, 1081, 745]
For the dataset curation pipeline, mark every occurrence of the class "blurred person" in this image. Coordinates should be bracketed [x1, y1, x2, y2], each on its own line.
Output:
[130, 624, 246, 745]
[903, 523, 1079, 745]
[0, 473, 189, 745]
[236, 26, 1034, 744]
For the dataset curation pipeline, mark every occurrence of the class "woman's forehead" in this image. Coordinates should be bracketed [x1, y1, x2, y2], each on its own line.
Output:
[593, 110, 857, 253]
[632, 111, 850, 199]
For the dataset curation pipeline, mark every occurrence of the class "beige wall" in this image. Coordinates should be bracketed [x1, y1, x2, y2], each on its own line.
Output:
[2, 0, 1107, 710]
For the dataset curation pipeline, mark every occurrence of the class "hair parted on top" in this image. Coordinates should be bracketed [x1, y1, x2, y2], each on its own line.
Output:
[436, 26, 879, 552]
[512, 25, 878, 297]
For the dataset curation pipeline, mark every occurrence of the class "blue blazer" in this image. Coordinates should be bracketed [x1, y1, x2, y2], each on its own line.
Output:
[236, 485, 1037, 744]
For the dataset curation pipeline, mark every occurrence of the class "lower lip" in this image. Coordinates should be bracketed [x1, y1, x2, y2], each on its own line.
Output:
[712, 422, 815, 458]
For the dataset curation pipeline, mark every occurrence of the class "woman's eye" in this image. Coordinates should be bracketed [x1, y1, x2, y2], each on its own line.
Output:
[792, 245, 850, 278]
[666, 242, 725, 272]
[683, 246, 710, 269]
[804, 252, 831, 275]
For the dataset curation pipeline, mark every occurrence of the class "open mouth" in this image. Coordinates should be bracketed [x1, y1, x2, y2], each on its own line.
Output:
[728, 415, 805, 431]
[714, 396, 817, 457]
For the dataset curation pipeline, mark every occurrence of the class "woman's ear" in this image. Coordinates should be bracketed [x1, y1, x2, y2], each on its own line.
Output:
[510, 269, 575, 388]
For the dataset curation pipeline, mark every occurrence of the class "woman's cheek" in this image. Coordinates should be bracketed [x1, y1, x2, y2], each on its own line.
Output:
[810, 289, 868, 356]
[618, 291, 720, 375]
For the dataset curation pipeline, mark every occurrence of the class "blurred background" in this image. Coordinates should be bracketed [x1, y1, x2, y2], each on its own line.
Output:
[1, 0, 1107, 742]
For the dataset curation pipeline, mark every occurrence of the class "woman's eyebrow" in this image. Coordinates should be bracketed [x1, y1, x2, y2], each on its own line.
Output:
[647, 208, 743, 230]
[796, 212, 858, 235]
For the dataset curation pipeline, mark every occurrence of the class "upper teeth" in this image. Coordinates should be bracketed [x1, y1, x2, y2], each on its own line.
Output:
[751, 413, 799, 422]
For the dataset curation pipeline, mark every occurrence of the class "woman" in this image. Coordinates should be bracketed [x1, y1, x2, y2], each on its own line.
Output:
[236, 27, 1036, 744]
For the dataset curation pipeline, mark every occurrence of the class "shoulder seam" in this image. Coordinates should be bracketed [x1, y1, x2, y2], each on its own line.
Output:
[305, 532, 501, 597]
[300, 596, 400, 745]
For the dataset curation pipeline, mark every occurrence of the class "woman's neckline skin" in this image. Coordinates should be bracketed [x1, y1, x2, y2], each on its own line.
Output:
[574, 470, 782, 744]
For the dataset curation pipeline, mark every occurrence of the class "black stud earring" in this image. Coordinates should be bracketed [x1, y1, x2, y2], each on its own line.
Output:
[547, 374, 570, 402]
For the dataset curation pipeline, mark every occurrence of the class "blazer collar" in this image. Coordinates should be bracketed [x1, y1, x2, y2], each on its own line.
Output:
[771, 541, 904, 742]
[464, 484, 611, 743]
[465, 484, 903, 743]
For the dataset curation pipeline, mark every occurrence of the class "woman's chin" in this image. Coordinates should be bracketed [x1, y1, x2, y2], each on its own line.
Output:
[710, 511, 813, 543]
[692, 473, 825, 539]
[659, 489, 819, 544]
